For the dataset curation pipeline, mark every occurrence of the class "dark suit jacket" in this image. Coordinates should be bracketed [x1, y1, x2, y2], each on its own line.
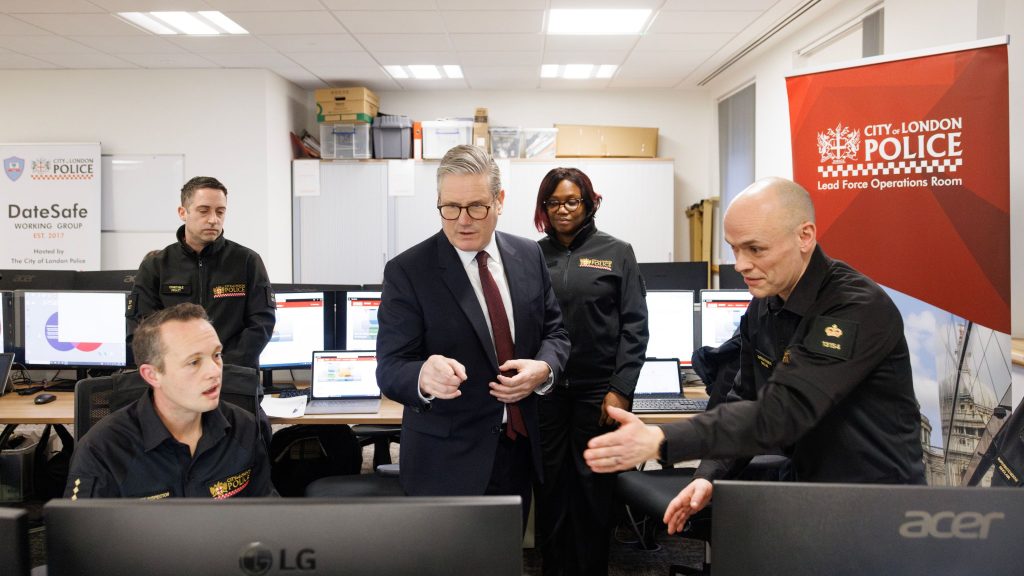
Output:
[376, 230, 570, 496]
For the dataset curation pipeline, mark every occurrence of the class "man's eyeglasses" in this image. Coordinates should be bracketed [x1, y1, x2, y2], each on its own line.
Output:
[437, 204, 493, 221]
[543, 198, 583, 212]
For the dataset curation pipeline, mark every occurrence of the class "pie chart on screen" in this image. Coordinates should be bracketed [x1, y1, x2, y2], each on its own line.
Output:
[44, 312, 102, 352]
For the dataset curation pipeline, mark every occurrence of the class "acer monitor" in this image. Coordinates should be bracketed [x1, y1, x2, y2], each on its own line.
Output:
[0, 269, 76, 290]
[44, 496, 523, 576]
[15, 290, 127, 368]
[74, 269, 137, 291]
[645, 289, 696, 366]
[712, 480, 1023, 576]
[718, 264, 747, 289]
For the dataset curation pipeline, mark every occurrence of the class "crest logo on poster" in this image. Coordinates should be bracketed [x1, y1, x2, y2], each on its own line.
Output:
[3, 157, 24, 182]
[817, 124, 860, 163]
[32, 158, 51, 175]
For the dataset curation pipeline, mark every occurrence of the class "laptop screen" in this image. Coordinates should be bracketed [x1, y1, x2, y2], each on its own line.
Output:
[634, 358, 682, 395]
[310, 351, 380, 400]
[700, 289, 752, 348]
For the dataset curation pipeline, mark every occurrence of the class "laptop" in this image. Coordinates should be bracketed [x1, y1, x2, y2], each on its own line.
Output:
[631, 358, 708, 413]
[0, 353, 14, 397]
[303, 350, 382, 415]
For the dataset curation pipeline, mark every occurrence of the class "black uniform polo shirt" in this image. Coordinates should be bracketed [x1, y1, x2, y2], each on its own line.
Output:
[65, 391, 274, 499]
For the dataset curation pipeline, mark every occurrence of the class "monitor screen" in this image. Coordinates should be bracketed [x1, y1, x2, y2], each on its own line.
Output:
[0, 291, 12, 352]
[259, 291, 333, 369]
[712, 480, 1023, 576]
[18, 291, 127, 367]
[699, 289, 753, 348]
[343, 291, 381, 351]
[45, 496, 523, 576]
[645, 290, 695, 366]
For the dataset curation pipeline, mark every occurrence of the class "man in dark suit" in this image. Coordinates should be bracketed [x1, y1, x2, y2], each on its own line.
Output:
[376, 145, 570, 523]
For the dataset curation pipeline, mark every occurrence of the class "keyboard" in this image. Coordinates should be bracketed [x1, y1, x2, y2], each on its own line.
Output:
[632, 397, 708, 414]
[277, 388, 310, 399]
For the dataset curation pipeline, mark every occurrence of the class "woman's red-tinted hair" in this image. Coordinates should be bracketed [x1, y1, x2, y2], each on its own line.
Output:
[532, 167, 602, 233]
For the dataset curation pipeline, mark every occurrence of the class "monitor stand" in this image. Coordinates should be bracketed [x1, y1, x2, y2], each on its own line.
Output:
[261, 369, 296, 395]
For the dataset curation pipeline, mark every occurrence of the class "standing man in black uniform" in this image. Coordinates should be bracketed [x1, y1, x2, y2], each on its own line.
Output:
[65, 303, 274, 499]
[585, 177, 925, 533]
[533, 167, 648, 576]
[130, 176, 275, 369]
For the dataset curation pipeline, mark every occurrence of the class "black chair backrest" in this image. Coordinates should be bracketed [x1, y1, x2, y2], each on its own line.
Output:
[73, 377, 115, 442]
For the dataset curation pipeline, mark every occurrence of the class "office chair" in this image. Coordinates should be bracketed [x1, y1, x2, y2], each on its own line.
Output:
[351, 424, 401, 469]
[73, 376, 117, 442]
[304, 465, 404, 497]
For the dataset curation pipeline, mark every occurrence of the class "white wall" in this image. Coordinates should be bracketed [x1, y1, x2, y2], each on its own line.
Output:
[702, 0, 1023, 336]
[0, 69, 303, 282]
[372, 89, 714, 261]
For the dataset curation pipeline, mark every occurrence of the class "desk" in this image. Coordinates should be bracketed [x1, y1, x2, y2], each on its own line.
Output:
[0, 392, 698, 427]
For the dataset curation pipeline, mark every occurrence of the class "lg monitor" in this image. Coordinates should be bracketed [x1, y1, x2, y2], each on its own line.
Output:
[1, 290, 13, 352]
[639, 262, 709, 291]
[259, 291, 335, 369]
[0, 269, 76, 290]
[16, 290, 127, 368]
[645, 289, 696, 366]
[0, 507, 29, 576]
[74, 269, 137, 291]
[699, 289, 753, 348]
[342, 290, 382, 351]
[45, 496, 523, 576]
[712, 480, 1024, 576]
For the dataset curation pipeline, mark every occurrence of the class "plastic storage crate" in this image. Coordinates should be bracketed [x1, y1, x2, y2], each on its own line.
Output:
[320, 123, 372, 159]
[422, 120, 474, 159]
[489, 127, 521, 159]
[372, 115, 413, 159]
[520, 128, 558, 159]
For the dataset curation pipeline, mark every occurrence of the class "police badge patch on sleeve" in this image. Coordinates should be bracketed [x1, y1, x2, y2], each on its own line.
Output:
[805, 315, 858, 360]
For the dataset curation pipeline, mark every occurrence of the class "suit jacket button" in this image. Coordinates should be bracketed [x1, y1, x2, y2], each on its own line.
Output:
[491, 425, 502, 434]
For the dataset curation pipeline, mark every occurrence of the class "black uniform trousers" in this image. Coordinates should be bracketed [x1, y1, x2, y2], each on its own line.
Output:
[536, 384, 617, 576]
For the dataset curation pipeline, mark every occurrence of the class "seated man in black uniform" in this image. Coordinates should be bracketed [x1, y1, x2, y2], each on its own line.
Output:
[65, 303, 273, 499]
[585, 176, 925, 533]
[130, 176, 276, 369]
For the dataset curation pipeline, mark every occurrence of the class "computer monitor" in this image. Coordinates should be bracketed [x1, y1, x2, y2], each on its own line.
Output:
[712, 480, 1023, 576]
[342, 290, 382, 351]
[699, 289, 753, 348]
[645, 289, 696, 366]
[0, 269, 76, 290]
[0, 290, 13, 352]
[0, 507, 29, 576]
[639, 262, 709, 291]
[45, 496, 523, 576]
[74, 269, 137, 291]
[16, 290, 127, 368]
[718, 263, 747, 289]
[259, 291, 335, 369]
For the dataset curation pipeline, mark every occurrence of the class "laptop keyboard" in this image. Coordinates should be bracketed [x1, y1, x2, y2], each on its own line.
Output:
[632, 397, 708, 413]
[304, 399, 381, 415]
[277, 388, 310, 399]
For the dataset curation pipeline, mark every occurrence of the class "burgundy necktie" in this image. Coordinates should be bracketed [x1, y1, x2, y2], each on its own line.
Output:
[476, 251, 528, 440]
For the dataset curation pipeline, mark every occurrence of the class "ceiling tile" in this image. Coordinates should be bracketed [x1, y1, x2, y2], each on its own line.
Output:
[321, 0, 437, 9]
[442, 11, 544, 34]
[333, 11, 446, 34]
[460, 64, 538, 80]
[168, 35, 275, 54]
[313, 65, 396, 84]
[356, 34, 451, 52]
[0, 52, 58, 68]
[457, 51, 540, 67]
[201, 51, 298, 68]
[634, 33, 734, 51]
[466, 77, 538, 90]
[0, 0, 104, 13]
[448, 33, 542, 52]
[0, 35, 97, 54]
[14, 13, 148, 35]
[34, 52, 138, 68]
[542, 50, 628, 65]
[618, 50, 706, 77]
[268, 65, 327, 89]
[549, 0, 661, 8]
[664, 0, 776, 10]
[543, 35, 638, 51]
[206, 0, 326, 10]
[0, 14, 58, 35]
[370, 51, 457, 65]
[69, 34, 187, 53]
[87, 0, 214, 10]
[648, 10, 761, 34]
[226, 11, 345, 34]
[538, 78, 613, 90]
[392, 77, 468, 91]
[288, 51, 378, 68]
[115, 52, 219, 68]
[608, 75, 681, 88]
[437, 0, 546, 9]
[259, 33, 361, 53]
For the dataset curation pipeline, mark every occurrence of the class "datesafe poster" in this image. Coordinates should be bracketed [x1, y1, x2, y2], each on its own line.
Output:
[1, 143, 101, 270]
[786, 39, 1010, 486]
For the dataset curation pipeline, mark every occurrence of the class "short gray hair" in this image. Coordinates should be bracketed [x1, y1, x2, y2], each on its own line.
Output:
[436, 145, 502, 198]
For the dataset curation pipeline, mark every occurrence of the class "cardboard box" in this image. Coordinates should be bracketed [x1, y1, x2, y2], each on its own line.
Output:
[317, 112, 374, 124]
[316, 99, 379, 118]
[314, 87, 380, 108]
[555, 124, 658, 158]
[473, 107, 490, 150]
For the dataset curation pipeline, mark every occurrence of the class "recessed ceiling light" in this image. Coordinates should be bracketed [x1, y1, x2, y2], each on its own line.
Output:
[442, 65, 463, 79]
[385, 65, 463, 80]
[541, 64, 559, 78]
[384, 65, 409, 79]
[116, 11, 247, 36]
[408, 65, 442, 80]
[563, 64, 594, 79]
[547, 9, 651, 35]
[542, 64, 616, 80]
[595, 64, 618, 78]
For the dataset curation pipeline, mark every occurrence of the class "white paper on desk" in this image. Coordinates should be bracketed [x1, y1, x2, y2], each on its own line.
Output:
[260, 395, 307, 417]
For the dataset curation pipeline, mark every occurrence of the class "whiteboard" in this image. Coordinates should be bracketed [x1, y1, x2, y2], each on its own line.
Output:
[101, 154, 184, 232]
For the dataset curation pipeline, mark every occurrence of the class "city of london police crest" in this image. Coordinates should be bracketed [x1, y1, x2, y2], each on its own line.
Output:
[817, 123, 860, 163]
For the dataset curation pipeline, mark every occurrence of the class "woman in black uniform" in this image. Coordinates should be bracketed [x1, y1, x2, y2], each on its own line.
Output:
[533, 167, 649, 576]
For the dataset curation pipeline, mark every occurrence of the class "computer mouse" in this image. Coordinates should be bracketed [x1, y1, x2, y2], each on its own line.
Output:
[34, 393, 57, 405]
